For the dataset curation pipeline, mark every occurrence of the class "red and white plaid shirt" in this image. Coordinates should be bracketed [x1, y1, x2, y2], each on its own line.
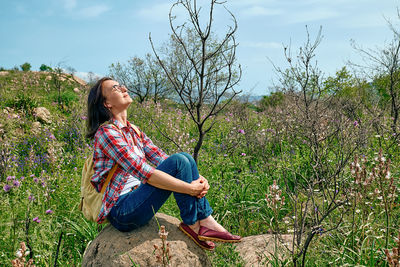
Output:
[91, 118, 168, 223]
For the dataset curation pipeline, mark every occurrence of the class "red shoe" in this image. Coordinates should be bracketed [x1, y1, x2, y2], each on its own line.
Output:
[178, 223, 215, 251]
[198, 226, 241, 243]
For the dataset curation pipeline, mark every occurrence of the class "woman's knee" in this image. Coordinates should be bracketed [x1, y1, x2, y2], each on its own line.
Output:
[179, 152, 195, 164]
[168, 153, 191, 167]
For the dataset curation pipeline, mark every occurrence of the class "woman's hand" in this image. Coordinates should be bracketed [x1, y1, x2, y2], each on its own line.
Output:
[197, 175, 210, 199]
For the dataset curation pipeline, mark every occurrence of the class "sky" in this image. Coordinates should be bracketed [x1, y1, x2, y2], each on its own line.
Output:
[0, 0, 399, 96]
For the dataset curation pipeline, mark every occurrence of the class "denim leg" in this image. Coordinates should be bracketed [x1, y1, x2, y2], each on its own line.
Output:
[176, 152, 213, 222]
[108, 153, 212, 232]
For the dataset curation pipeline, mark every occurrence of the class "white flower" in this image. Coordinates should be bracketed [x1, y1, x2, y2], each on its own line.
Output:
[16, 249, 23, 258]
[377, 196, 383, 200]
[386, 172, 391, 179]
[355, 209, 361, 213]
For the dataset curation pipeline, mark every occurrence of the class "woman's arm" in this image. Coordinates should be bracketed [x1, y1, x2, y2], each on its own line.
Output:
[147, 170, 208, 198]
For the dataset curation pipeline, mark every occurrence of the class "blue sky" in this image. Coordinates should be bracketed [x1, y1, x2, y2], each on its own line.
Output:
[0, 0, 398, 95]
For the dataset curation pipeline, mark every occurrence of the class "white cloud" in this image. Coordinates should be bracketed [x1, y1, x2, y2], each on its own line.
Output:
[137, 3, 177, 22]
[241, 6, 282, 17]
[287, 7, 341, 24]
[241, 41, 282, 49]
[63, 0, 77, 10]
[78, 4, 110, 18]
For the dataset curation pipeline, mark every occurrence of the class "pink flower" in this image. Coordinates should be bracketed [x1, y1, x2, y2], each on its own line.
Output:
[241, 153, 246, 156]
[13, 180, 20, 187]
[81, 116, 87, 120]
[238, 129, 245, 134]
[33, 217, 41, 223]
[45, 209, 53, 214]
[3, 184, 11, 192]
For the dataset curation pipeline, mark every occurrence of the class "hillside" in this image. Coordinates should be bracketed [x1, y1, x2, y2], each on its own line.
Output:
[0, 70, 399, 266]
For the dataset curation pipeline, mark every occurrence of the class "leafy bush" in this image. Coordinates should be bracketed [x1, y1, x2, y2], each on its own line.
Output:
[39, 64, 52, 72]
[20, 62, 31, 72]
[5, 93, 38, 114]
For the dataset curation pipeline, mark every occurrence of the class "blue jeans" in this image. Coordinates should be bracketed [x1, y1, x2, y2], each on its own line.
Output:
[107, 152, 213, 232]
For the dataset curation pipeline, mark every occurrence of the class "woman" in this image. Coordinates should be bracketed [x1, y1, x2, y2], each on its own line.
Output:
[86, 77, 241, 250]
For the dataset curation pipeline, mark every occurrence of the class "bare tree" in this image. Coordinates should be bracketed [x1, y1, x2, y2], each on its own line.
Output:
[150, 0, 242, 162]
[109, 54, 172, 103]
[272, 27, 362, 267]
[350, 11, 400, 135]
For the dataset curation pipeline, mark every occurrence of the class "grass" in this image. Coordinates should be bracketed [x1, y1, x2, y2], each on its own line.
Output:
[0, 70, 399, 266]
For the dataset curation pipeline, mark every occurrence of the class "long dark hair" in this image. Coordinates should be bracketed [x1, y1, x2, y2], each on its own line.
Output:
[86, 77, 112, 139]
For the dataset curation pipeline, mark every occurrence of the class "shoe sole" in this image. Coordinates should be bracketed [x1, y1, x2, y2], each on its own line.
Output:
[178, 225, 215, 251]
[198, 235, 242, 243]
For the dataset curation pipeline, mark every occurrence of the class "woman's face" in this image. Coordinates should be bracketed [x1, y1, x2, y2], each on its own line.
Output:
[101, 80, 133, 112]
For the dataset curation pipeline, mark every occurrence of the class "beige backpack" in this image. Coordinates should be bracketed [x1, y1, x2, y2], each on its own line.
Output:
[78, 123, 141, 222]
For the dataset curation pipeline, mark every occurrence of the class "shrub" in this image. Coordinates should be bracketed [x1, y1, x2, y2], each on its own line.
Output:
[20, 62, 31, 72]
[39, 64, 52, 72]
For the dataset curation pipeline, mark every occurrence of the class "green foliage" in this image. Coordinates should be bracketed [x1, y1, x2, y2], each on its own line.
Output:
[49, 90, 79, 108]
[258, 91, 285, 111]
[0, 67, 399, 266]
[39, 64, 52, 72]
[20, 62, 31, 72]
[5, 92, 38, 114]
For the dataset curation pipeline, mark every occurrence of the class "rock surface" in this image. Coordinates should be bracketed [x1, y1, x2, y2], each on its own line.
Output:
[82, 213, 293, 267]
[235, 233, 292, 266]
[82, 213, 212, 267]
[33, 107, 52, 124]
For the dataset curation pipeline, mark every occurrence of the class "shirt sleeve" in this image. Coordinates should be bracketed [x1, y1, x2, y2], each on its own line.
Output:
[96, 125, 155, 183]
[141, 131, 169, 166]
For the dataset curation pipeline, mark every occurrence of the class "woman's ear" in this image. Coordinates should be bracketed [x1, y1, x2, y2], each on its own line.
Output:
[103, 101, 112, 109]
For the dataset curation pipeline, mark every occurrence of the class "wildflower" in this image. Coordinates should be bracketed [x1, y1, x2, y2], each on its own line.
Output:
[223, 154, 228, 157]
[45, 209, 53, 214]
[33, 217, 41, 223]
[73, 167, 77, 171]
[355, 209, 361, 213]
[6, 176, 13, 181]
[238, 129, 245, 134]
[33, 178, 38, 183]
[3, 184, 11, 192]
[12, 180, 20, 188]
[81, 115, 87, 120]
[28, 195, 35, 201]
[241, 153, 246, 156]
[353, 121, 358, 126]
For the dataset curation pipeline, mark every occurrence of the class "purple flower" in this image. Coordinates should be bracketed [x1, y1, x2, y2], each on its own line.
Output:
[81, 115, 87, 120]
[33, 178, 38, 183]
[33, 217, 41, 223]
[73, 167, 77, 171]
[241, 153, 246, 156]
[30, 174, 35, 178]
[46, 209, 53, 214]
[3, 184, 11, 192]
[28, 195, 35, 201]
[13, 180, 20, 187]
[353, 121, 358, 127]
[6, 176, 12, 181]
[49, 134, 56, 140]
[20, 176, 25, 181]
[238, 129, 245, 134]
[223, 154, 228, 157]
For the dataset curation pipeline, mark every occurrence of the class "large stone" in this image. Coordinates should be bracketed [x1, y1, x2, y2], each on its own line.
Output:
[234, 234, 293, 266]
[82, 213, 212, 267]
[33, 107, 52, 124]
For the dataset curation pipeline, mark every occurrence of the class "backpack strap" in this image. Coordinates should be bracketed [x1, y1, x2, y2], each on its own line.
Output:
[100, 164, 118, 194]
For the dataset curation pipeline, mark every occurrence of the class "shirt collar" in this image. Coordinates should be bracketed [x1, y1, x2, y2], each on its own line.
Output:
[110, 118, 129, 130]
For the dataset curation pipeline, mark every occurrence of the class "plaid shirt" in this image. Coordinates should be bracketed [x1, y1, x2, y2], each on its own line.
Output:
[91, 118, 168, 223]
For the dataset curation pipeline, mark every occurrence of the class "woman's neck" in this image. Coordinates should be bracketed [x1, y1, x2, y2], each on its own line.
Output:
[112, 111, 128, 127]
